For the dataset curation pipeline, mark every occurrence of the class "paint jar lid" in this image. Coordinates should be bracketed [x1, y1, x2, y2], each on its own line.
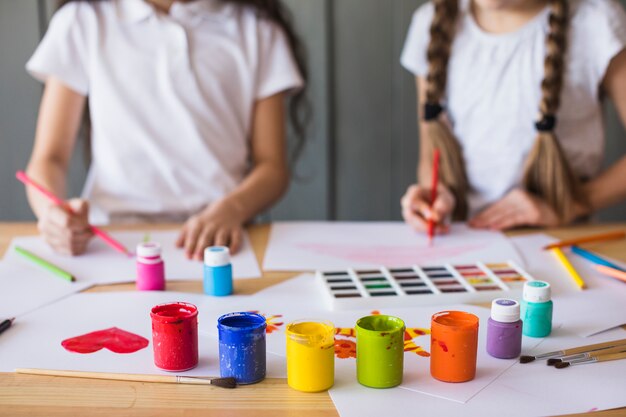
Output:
[204, 246, 231, 267]
[523, 281, 551, 303]
[137, 242, 162, 258]
[490, 298, 520, 322]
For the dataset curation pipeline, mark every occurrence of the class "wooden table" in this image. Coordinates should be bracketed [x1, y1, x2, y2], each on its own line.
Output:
[1, 222, 625, 417]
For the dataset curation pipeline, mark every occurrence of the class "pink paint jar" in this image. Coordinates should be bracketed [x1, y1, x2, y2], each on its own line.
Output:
[150, 302, 198, 371]
[136, 243, 165, 291]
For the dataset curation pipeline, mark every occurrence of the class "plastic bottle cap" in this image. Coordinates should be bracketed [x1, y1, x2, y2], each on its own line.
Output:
[523, 281, 551, 303]
[204, 246, 231, 267]
[136, 242, 162, 258]
[490, 298, 520, 322]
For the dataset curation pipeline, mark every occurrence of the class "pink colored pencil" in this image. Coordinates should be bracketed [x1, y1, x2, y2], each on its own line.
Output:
[428, 149, 440, 245]
[16, 171, 131, 257]
[595, 265, 626, 284]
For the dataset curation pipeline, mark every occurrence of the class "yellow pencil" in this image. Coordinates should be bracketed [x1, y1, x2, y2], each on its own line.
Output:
[552, 248, 586, 290]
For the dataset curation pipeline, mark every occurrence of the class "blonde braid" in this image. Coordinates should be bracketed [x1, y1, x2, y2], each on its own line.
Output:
[423, 0, 469, 220]
[522, 0, 587, 221]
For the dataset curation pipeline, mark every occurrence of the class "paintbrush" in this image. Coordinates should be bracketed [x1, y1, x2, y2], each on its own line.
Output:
[16, 368, 236, 388]
[520, 338, 626, 363]
[546, 345, 626, 366]
[554, 351, 626, 369]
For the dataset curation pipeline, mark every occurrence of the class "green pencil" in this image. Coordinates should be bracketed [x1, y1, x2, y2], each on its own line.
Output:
[14, 246, 75, 282]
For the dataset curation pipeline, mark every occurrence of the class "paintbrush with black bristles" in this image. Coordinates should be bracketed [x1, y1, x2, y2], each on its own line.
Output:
[520, 338, 626, 364]
[547, 345, 626, 366]
[555, 351, 626, 369]
[16, 369, 237, 388]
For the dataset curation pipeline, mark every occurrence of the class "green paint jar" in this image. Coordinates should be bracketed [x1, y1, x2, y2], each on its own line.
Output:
[356, 315, 405, 388]
[520, 281, 553, 338]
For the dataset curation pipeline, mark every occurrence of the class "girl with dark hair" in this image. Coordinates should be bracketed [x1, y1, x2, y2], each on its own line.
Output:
[25, 0, 307, 258]
[400, 0, 626, 233]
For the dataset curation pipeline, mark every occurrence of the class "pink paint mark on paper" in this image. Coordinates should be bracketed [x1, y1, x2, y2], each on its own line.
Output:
[297, 243, 486, 266]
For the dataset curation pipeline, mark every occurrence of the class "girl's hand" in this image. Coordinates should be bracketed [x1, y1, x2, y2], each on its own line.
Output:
[401, 184, 455, 234]
[469, 189, 560, 230]
[37, 199, 93, 256]
[177, 199, 244, 260]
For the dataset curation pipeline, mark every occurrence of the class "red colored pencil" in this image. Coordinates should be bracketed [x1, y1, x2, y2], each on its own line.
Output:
[428, 149, 440, 245]
[16, 171, 131, 257]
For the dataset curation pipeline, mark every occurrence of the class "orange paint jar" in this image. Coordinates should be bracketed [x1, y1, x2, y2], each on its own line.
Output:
[430, 311, 479, 383]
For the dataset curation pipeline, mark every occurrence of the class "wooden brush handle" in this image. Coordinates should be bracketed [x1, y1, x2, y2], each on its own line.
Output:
[588, 345, 626, 356]
[563, 338, 626, 356]
[596, 351, 626, 362]
[15, 369, 215, 385]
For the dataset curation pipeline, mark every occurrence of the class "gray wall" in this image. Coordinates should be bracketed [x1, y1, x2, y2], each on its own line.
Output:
[1, 0, 625, 222]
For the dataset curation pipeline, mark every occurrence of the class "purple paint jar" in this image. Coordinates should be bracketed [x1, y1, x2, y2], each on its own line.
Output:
[486, 298, 523, 359]
[136, 243, 165, 291]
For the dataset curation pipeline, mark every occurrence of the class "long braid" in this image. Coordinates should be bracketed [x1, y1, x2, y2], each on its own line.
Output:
[423, 0, 469, 220]
[522, 0, 587, 221]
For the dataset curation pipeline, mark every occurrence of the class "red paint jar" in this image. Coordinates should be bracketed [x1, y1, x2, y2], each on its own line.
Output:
[150, 302, 199, 371]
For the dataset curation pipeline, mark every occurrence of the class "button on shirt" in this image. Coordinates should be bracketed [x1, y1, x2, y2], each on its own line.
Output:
[401, 0, 626, 216]
[27, 0, 304, 224]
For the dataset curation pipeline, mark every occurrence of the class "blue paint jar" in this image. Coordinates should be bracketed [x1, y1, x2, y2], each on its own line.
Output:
[203, 246, 233, 296]
[520, 281, 553, 338]
[217, 312, 267, 384]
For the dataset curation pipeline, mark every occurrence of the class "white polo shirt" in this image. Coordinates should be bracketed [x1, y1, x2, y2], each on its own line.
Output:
[401, 0, 626, 216]
[27, 0, 304, 224]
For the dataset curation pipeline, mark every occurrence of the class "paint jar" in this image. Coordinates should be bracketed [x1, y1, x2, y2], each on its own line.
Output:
[430, 311, 479, 383]
[521, 281, 552, 338]
[486, 298, 523, 359]
[150, 302, 198, 371]
[217, 312, 267, 385]
[136, 242, 165, 291]
[286, 320, 335, 392]
[356, 315, 405, 388]
[204, 246, 233, 296]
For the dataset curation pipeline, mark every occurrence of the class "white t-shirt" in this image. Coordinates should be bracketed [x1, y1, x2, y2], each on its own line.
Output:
[401, 0, 626, 216]
[27, 0, 303, 224]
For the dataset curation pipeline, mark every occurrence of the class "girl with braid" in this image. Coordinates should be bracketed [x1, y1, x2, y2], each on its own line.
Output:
[400, 0, 626, 232]
[25, 0, 306, 257]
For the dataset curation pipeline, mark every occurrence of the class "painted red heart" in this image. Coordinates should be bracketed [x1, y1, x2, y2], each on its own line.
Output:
[61, 327, 149, 354]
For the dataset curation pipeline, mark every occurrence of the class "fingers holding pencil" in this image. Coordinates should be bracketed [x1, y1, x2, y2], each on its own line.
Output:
[401, 184, 454, 234]
[38, 199, 93, 256]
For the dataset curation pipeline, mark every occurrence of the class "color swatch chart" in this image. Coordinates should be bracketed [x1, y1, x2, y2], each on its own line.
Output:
[317, 262, 534, 310]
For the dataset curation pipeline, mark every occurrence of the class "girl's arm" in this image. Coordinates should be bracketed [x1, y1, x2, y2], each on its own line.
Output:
[26, 77, 93, 255]
[584, 48, 626, 212]
[177, 92, 290, 259]
[401, 76, 455, 233]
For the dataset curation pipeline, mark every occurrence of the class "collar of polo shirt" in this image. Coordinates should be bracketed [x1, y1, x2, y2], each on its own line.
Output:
[117, 0, 226, 24]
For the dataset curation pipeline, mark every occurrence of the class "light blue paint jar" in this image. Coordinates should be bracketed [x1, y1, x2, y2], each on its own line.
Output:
[520, 281, 552, 338]
[203, 246, 233, 296]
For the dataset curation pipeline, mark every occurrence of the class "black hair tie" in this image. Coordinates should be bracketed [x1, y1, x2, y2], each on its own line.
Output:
[424, 103, 444, 121]
[535, 114, 557, 132]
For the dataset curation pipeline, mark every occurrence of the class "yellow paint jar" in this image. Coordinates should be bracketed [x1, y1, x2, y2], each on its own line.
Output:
[286, 320, 335, 392]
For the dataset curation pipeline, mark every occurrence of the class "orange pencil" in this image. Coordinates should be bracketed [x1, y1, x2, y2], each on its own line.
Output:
[16, 171, 131, 257]
[428, 149, 440, 245]
[543, 231, 626, 250]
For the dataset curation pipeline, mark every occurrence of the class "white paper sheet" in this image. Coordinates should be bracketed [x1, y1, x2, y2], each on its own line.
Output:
[0, 261, 91, 319]
[0, 291, 285, 378]
[3, 230, 261, 285]
[510, 234, 626, 337]
[198, 275, 547, 404]
[263, 222, 524, 271]
[329, 328, 626, 417]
